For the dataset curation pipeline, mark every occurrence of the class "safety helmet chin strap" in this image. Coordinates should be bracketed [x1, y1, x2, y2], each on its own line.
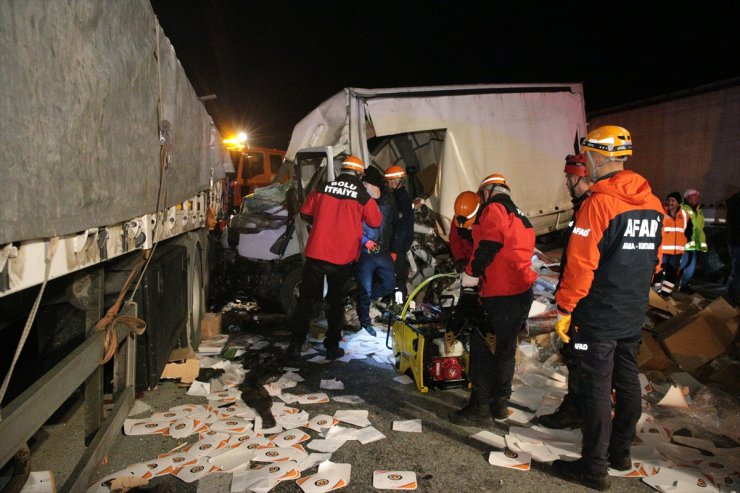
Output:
[567, 176, 583, 199]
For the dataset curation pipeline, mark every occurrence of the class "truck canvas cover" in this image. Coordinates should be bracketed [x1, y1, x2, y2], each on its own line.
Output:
[0, 0, 230, 244]
[286, 85, 587, 234]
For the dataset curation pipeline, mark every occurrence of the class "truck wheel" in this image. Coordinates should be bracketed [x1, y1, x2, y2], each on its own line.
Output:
[189, 247, 205, 347]
[0, 442, 30, 493]
[279, 267, 303, 315]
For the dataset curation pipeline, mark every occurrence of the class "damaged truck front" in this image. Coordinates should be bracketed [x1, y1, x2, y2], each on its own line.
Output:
[0, 1, 229, 488]
[226, 84, 587, 312]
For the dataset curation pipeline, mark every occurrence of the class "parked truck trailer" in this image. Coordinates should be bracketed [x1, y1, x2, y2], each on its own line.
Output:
[0, 1, 230, 488]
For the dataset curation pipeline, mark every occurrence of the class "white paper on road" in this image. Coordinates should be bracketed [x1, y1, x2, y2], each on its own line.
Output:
[278, 392, 300, 404]
[544, 441, 581, 459]
[393, 419, 422, 433]
[470, 430, 506, 449]
[638, 373, 653, 395]
[298, 452, 333, 471]
[270, 428, 311, 446]
[332, 395, 365, 404]
[642, 466, 718, 492]
[503, 408, 534, 424]
[276, 410, 310, 430]
[210, 417, 253, 434]
[295, 393, 331, 404]
[169, 418, 200, 439]
[186, 380, 210, 396]
[607, 461, 651, 477]
[19, 471, 55, 493]
[373, 470, 418, 490]
[393, 375, 414, 385]
[282, 371, 305, 382]
[207, 444, 255, 472]
[356, 426, 386, 444]
[271, 402, 301, 416]
[231, 462, 300, 493]
[251, 445, 308, 463]
[124, 419, 172, 436]
[306, 438, 347, 453]
[307, 355, 330, 364]
[206, 389, 241, 402]
[296, 461, 351, 493]
[183, 436, 229, 458]
[325, 425, 359, 442]
[670, 436, 717, 454]
[282, 367, 301, 373]
[333, 409, 370, 427]
[657, 385, 689, 408]
[320, 378, 345, 390]
[302, 347, 318, 356]
[509, 387, 545, 411]
[507, 440, 559, 463]
[488, 450, 532, 471]
[510, 426, 582, 444]
[174, 456, 217, 483]
[128, 399, 151, 416]
[307, 414, 338, 435]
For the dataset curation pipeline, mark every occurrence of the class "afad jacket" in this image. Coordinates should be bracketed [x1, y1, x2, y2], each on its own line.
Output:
[301, 172, 382, 265]
[555, 170, 664, 341]
[467, 193, 536, 297]
[662, 208, 689, 255]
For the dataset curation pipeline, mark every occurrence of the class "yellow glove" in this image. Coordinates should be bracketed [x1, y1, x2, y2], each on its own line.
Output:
[555, 312, 572, 344]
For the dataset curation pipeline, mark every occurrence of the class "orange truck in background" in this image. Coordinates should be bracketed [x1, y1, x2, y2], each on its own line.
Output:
[229, 146, 286, 209]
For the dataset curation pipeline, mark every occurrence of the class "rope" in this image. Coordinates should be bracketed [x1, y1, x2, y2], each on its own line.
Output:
[0, 239, 59, 412]
[95, 260, 147, 364]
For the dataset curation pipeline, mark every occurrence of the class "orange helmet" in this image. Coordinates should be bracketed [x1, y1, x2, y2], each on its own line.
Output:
[454, 191, 480, 229]
[478, 173, 510, 192]
[341, 155, 365, 174]
[384, 165, 406, 180]
[581, 125, 632, 158]
[564, 154, 588, 177]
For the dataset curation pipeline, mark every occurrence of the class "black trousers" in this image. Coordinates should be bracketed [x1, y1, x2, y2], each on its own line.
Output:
[559, 339, 581, 409]
[574, 336, 641, 475]
[470, 288, 533, 404]
[393, 255, 410, 298]
[290, 257, 353, 350]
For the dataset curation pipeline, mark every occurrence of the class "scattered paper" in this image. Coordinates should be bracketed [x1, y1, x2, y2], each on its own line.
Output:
[356, 426, 386, 444]
[657, 385, 689, 408]
[320, 378, 345, 390]
[332, 395, 365, 404]
[488, 450, 532, 471]
[393, 419, 422, 433]
[174, 456, 217, 483]
[470, 430, 506, 449]
[393, 375, 414, 385]
[19, 471, 55, 493]
[333, 410, 370, 427]
[296, 393, 331, 405]
[373, 470, 418, 490]
[128, 399, 152, 417]
[296, 461, 351, 493]
[307, 414, 338, 435]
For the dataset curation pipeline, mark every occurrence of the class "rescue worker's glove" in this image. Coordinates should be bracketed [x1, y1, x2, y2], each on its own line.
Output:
[365, 240, 380, 254]
[460, 271, 479, 288]
[555, 311, 571, 344]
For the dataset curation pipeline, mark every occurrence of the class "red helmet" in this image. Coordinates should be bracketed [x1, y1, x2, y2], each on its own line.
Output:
[564, 154, 588, 177]
[341, 155, 365, 174]
[384, 165, 406, 180]
[453, 191, 480, 229]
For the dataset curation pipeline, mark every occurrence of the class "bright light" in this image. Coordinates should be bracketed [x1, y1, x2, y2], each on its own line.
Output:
[223, 131, 248, 151]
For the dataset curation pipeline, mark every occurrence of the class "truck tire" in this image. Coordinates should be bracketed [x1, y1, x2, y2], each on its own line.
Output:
[0, 442, 30, 493]
[189, 246, 205, 347]
[279, 266, 303, 315]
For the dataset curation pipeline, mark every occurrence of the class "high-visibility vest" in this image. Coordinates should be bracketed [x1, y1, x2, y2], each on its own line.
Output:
[662, 208, 688, 255]
[681, 204, 708, 252]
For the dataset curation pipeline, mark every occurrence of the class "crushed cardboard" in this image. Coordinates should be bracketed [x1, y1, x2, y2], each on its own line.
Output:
[160, 348, 199, 383]
[201, 312, 222, 340]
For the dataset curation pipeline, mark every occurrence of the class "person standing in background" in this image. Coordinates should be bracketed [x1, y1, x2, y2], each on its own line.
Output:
[726, 190, 740, 306]
[385, 166, 414, 300]
[678, 188, 708, 293]
[659, 191, 688, 297]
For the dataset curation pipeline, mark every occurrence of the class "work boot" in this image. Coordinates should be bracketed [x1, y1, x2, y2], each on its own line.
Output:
[325, 347, 345, 360]
[607, 447, 632, 471]
[448, 400, 492, 426]
[552, 459, 611, 491]
[538, 400, 583, 429]
[490, 398, 510, 420]
[361, 323, 377, 337]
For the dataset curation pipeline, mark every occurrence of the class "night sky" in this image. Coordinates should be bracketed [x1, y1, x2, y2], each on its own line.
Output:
[150, 0, 740, 150]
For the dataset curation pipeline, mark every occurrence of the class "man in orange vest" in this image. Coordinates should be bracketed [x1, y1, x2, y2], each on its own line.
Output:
[660, 191, 688, 296]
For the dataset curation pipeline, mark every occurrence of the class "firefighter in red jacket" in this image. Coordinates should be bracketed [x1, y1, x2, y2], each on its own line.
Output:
[552, 126, 664, 491]
[450, 174, 536, 425]
[286, 155, 382, 361]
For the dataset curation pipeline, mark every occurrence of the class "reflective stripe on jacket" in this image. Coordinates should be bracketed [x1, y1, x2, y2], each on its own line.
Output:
[662, 208, 688, 254]
[681, 203, 708, 252]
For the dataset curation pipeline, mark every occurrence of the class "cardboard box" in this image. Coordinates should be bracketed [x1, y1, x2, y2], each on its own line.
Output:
[160, 347, 199, 383]
[698, 296, 739, 347]
[659, 316, 727, 371]
[201, 312, 222, 340]
[638, 330, 672, 371]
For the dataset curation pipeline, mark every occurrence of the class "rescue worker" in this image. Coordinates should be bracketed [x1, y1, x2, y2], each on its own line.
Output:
[678, 188, 708, 293]
[552, 125, 663, 491]
[538, 154, 591, 430]
[355, 166, 398, 336]
[385, 166, 415, 300]
[286, 155, 382, 360]
[449, 191, 479, 270]
[450, 174, 536, 424]
[444, 191, 483, 357]
[659, 191, 688, 296]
